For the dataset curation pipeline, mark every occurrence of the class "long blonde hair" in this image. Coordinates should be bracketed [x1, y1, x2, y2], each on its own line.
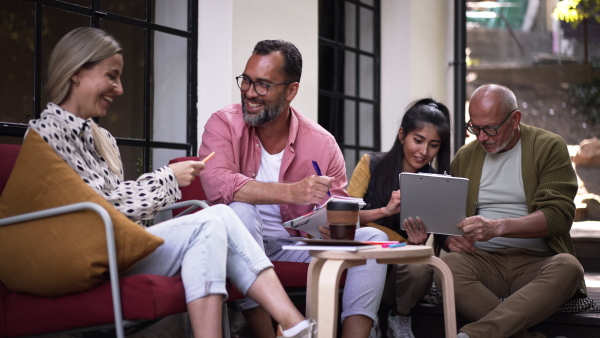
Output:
[47, 27, 123, 177]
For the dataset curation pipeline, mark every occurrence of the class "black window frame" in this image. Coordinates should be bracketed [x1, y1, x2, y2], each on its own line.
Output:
[318, 0, 382, 169]
[0, 0, 199, 174]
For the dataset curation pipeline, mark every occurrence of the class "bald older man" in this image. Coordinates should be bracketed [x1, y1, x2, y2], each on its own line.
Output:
[435, 84, 586, 338]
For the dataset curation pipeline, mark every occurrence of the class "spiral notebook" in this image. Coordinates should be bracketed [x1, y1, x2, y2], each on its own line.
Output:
[399, 172, 468, 236]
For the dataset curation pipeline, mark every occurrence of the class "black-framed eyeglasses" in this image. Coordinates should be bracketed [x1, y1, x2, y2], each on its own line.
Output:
[236, 75, 294, 96]
[466, 109, 517, 136]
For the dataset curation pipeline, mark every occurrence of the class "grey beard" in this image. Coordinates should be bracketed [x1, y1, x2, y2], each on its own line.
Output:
[484, 130, 515, 154]
[243, 107, 279, 126]
[242, 96, 286, 127]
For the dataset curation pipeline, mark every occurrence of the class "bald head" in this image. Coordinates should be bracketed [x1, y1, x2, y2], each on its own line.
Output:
[470, 84, 518, 120]
[468, 84, 522, 154]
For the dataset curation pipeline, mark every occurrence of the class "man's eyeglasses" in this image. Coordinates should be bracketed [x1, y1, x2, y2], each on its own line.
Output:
[236, 76, 294, 96]
[466, 109, 517, 137]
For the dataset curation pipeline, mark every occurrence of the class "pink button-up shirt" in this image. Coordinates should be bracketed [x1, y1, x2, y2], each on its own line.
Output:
[199, 103, 348, 223]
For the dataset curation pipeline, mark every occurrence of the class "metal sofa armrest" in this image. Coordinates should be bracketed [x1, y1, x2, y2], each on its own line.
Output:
[159, 200, 209, 218]
[0, 202, 127, 338]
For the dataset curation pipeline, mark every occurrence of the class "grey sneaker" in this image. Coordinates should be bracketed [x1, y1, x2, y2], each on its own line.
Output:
[369, 318, 382, 338]
[277, 319, 318, 338]
[386, 311, 415, 338]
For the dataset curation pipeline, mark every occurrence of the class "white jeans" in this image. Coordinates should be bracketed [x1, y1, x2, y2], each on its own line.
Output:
[123, 204, 273, 303]
[230, 202, 388, 323]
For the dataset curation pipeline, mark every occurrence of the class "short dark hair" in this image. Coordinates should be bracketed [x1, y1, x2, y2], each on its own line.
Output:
[253, 40, 302, 83]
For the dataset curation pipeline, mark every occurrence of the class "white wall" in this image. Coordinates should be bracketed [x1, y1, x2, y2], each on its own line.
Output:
[232, 0, 319, 120]
[381, 0, 454, 151]
[198, 0, 453, 154]
[197, 0, 234, 146]
[197, 0, 319, 148]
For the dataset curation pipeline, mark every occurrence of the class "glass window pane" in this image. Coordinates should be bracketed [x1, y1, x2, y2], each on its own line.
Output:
[344, 2, 356, 47]
[344, 99, 356, 145]
[100, 0, 145, 20]
[99, 20, 145, 140]
[152, 31, 188, 143]
[344, 148, 357, 181]
[319, 45, 336, 91]
[344, 51, 356, 96]
[319, 0, 336, 41]
[60, 0, 90, 6]
[359, 103, 374, 147]
[41, 6, 90, 108]
[152, 148, 187, 171]
[119, 145, 144, 181]
[361, 0, 375, 6]
[465, 1, 600, 149]
[1, 0, 34, 124]
[0, 136, 23, 145]
[153, 0, 188, 31]
[360, 7, 374, 53]
[359, 55, 374, 100]
[318, 95, 334, 132]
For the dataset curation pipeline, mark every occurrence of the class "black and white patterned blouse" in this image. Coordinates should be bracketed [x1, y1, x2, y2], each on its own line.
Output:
[29, 103, 181, 226]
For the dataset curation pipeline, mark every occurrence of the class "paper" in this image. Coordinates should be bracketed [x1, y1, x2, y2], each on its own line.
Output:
[282, 196, 365, 239]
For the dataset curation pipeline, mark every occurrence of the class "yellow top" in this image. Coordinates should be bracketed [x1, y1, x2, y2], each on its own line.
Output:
[347, 154, 407, 243]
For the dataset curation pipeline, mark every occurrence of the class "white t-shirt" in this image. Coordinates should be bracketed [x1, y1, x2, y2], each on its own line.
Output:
[475, 140, 552, 252]
[255, 143, 291, 238]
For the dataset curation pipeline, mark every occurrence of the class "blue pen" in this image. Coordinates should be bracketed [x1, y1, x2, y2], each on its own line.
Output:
[389, 243, 407, 248]
[312, 160, 331, 196]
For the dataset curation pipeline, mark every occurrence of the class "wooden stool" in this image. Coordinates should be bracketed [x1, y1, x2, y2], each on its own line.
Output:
[306, 245, 456, 338]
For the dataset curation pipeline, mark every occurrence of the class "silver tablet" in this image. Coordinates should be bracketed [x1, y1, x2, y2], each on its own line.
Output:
[399, 172, 468, 236]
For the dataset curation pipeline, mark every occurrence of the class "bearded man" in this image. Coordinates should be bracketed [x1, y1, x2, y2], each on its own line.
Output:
[199, 40, 387, 338]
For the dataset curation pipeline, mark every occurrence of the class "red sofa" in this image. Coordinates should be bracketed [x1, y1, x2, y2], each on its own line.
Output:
[0, 147, 310, 337]
[0, 143, 189, 337]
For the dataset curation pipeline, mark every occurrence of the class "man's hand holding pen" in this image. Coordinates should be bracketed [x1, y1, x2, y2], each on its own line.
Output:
[290, 175, 333, 205]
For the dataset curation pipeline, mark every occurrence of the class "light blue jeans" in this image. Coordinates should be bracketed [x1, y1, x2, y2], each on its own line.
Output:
[123, 204, 273, 304]
[230, 202, 388, 323]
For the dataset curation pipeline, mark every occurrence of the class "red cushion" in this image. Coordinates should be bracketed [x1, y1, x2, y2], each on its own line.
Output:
[2, 266, 304, 338]
[4, 275, 186, 337]
[168, 157, 205, 216]
[0, 282, 9, 336]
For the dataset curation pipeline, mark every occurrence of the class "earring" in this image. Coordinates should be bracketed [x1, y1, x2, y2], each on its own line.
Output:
[73, 78, 80, 87]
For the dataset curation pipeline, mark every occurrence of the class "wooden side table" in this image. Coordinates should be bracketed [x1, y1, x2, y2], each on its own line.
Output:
[306, 245, 456, 338]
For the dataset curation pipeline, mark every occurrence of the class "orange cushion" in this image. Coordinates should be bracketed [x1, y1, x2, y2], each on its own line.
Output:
[0, 130, 163, 296]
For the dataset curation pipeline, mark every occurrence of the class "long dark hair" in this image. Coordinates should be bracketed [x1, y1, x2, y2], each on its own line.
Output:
[370, 98, 451, 221]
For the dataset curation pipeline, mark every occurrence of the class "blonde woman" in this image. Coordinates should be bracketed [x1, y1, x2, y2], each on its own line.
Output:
[28, 27, 316, 338]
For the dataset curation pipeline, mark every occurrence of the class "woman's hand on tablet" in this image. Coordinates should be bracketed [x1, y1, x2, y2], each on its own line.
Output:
[403, 216, 428, 245]
[382, 189, 401, 217]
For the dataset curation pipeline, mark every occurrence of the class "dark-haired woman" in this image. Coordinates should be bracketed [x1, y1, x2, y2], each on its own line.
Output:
[347, 98, 451, 338]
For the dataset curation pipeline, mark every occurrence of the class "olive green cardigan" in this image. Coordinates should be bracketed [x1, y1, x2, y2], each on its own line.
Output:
[451, 123, 586, 296]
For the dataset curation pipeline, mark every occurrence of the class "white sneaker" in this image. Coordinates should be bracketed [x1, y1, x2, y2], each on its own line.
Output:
[386, 311, 415, 338]
[369, 318, 382, 338]
[277, 319, 318, 338]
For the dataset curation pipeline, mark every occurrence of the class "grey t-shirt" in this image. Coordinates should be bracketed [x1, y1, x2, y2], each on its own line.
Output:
[475, 140, 552, 252]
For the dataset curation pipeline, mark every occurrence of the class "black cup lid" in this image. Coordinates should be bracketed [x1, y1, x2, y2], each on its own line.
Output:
[327, 201, 360, 211]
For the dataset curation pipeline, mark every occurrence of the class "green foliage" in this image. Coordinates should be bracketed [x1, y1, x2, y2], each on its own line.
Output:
[553, 0, 600, 29]
[570, 75, 600, 123]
